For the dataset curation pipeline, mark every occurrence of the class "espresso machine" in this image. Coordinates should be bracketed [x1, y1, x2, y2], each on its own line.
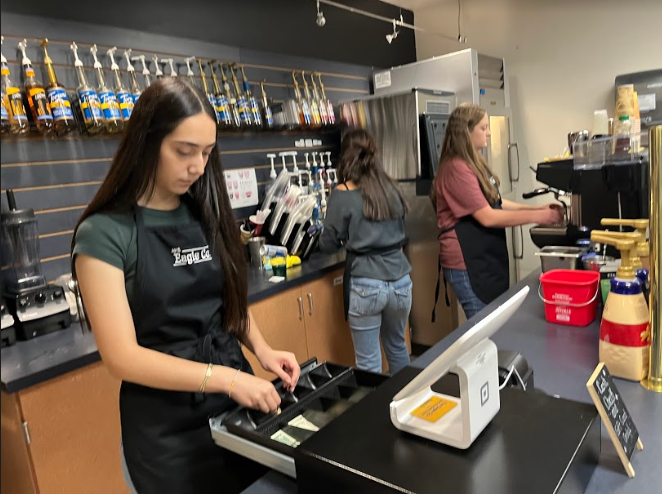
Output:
[1, 190, 71, 340]
[524, 134, 650, 248]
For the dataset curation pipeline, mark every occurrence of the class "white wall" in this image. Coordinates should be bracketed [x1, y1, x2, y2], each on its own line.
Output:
[412, 0, 662, 276]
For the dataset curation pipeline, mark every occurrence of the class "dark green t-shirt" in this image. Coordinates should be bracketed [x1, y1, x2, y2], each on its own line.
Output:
[73, 203, 194, 304]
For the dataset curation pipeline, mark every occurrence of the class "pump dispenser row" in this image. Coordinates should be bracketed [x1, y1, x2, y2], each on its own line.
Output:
[2, 38, 337, 137]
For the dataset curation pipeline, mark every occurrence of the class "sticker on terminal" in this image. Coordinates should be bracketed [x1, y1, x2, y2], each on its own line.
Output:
[410, 396, 457, 423]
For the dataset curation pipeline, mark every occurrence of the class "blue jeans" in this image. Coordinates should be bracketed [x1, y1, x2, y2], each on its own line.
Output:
[443, 268, 486, 320]
[348, 274, 412, 375]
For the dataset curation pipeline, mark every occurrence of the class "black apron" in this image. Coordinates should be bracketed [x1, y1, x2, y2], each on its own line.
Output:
[120, 204, 263, 494]
[432, 178, 509, 321]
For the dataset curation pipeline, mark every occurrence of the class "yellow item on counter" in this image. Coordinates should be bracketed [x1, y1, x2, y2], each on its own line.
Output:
[269, 255, 301, 269]
[590, 232, 650, 382]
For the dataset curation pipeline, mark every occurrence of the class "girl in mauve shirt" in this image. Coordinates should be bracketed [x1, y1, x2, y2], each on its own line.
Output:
[431, 103, 562, 319]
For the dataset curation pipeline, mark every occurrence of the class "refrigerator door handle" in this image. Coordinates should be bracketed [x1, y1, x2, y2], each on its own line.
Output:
[508, 142, 520, 183]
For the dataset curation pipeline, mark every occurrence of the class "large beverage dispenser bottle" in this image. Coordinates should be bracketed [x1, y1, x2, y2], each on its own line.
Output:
[591, 231, 650, 381]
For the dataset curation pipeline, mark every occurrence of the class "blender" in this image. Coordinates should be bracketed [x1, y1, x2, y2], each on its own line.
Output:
[1, 190, 71, 340]
[1, 298, 16, 347]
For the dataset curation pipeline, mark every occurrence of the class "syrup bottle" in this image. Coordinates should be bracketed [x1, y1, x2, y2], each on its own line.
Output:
[17, 39, 53, 134]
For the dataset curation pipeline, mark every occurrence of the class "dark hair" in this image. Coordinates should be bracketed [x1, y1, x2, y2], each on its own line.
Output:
[72, 77, 248, 339]
[337, 129, 407, 221]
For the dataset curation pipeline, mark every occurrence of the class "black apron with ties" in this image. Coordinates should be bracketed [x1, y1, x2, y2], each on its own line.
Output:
[432, 177, 509, 321]
[120, 203, 264, 494]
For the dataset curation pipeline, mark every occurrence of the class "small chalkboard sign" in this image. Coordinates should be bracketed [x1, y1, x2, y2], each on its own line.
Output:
[586, 363, 643, 478]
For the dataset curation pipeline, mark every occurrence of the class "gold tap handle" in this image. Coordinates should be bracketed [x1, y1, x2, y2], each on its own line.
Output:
[601, 218, 649, 230]
[601, 218, 650, 257]
[593, 231, 643, 268]
[591, 232, 636, 278]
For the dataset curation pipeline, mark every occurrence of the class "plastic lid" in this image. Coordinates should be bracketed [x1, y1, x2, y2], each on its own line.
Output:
[619, 115, 630, 121]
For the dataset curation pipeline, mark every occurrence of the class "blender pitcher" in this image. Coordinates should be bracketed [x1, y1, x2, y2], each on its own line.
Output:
[1, 190, 46, 293]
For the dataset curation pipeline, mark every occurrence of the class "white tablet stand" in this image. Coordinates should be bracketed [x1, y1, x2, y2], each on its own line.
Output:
[390, 287, 529, 449]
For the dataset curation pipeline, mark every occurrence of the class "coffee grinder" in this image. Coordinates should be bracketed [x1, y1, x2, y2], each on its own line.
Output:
[1, 190, 71, 340]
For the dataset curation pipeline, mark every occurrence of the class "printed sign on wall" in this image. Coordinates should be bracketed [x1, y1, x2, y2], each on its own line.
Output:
[225, 168, 258, 209]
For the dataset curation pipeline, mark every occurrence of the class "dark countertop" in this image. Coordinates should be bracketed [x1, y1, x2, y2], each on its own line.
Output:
[247, 251, 345, 304]
[241, 270, 662, 494]
[0, 252, 345, 393]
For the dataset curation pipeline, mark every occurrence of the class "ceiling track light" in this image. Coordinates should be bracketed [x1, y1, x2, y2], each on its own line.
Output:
[386, 15, 402, 44]
[312, 0, 464, 45]
[316, 1, 326, 27]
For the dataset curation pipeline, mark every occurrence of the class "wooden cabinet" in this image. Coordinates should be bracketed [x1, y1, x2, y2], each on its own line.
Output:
[302, 270, 357, 368]
[1, 363, 129, 494]
[248, 269, 356, 379]
[248, 268, 412, 377]
[244, 284, 310, 380]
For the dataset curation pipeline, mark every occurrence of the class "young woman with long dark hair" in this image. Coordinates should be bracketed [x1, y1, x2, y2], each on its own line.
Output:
[319, 129, 411, 375]
[431, 103, 562, 320]
[72, 77, 300, 494]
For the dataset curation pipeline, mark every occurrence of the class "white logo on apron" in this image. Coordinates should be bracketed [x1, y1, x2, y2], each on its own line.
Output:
[171, 246, 212, 267]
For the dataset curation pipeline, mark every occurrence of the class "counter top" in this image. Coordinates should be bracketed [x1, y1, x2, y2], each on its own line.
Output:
[247, 251, 345, 304]
[0, 252, 346, 393]
[241, 270, 662, 494]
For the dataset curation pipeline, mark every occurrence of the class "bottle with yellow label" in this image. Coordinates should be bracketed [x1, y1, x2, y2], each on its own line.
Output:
[69, 42, 104, 135]
[90, 44, 123, 134]
[107, 47, 133, 123]
[41, 39, 75, 136]
[591, 232, 650, 381]
[217, 63, 241, 129]
[17, 39, 53, 135]
[207, 61, 233, 130]
[1, 37, 29, 134]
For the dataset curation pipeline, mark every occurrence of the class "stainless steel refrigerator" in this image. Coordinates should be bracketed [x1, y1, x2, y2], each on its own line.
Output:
[342, 49, 520, 347]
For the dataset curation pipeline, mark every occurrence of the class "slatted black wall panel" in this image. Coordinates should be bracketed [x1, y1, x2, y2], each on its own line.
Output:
[1, 15, 371, 283]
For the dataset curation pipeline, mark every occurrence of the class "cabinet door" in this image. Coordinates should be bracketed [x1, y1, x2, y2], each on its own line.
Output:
[1, 391, 38, 494]
[303, 269, 356, 367]
[247, 285, 309, 380]
[18, 363, 128, 494]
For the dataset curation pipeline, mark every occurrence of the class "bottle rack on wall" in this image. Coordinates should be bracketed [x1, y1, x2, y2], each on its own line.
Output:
[1, 34, 370, 138]
[1, 29, 372, 283]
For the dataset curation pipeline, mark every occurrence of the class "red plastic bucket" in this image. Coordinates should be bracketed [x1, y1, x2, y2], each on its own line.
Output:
[539, 269, 600, 326]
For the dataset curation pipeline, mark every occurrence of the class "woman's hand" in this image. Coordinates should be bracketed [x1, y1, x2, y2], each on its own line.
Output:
[536, 206, 564, 225]
[229, 371, 282, 414]
[539, 203, 564, 212]
[256, 348, 301, 392]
